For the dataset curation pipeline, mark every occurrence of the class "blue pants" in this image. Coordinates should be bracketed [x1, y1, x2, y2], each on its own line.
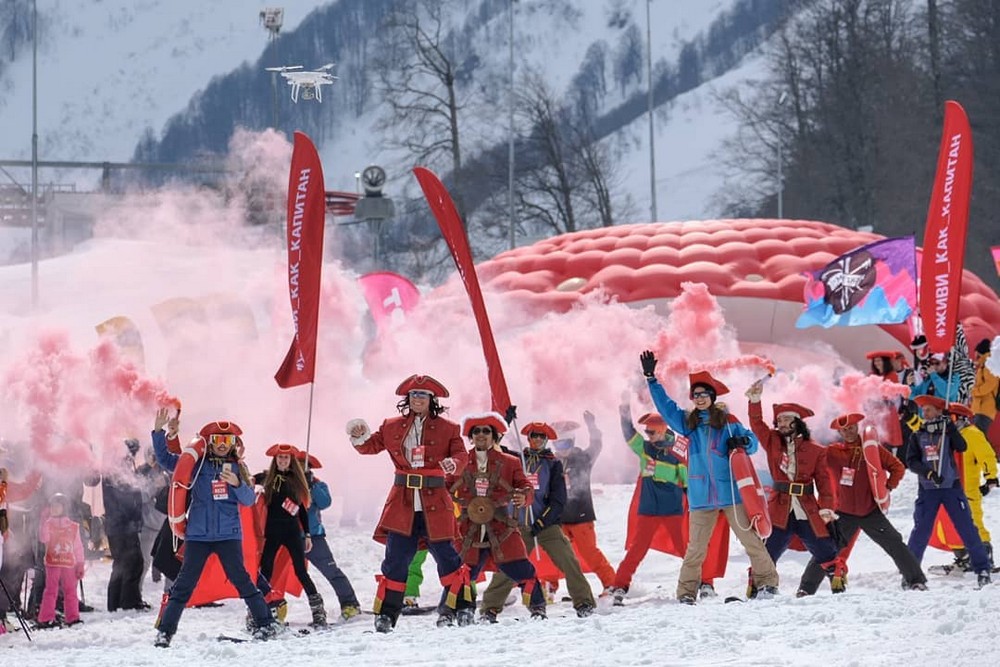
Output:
[459, 551, 545, 611]
[306, 535, 360, 608]
[380, 512, 466, 619]
[766, 514, 839, 566]
[907, 486, 991, 572]
[158, 539, 271, 636]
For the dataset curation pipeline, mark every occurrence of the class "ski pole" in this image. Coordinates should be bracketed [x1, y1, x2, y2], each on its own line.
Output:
[0, 577, 32, 641]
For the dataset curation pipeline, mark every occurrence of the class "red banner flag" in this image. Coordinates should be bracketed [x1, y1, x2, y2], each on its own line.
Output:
[412, 167, 513, 415]
[919, 101, 973, 354]
[992, 246, 1000, 278]
[275, 131, 326, 388]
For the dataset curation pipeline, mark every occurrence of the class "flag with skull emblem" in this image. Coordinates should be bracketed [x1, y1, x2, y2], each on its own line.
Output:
[796, 236, 917, 328]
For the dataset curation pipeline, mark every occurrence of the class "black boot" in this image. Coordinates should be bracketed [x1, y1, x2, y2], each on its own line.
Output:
[308, 593, 327, 627]
[374, 614, 394, 634]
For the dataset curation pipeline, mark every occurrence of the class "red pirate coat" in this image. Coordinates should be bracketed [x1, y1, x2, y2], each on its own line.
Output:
[748, 402, 835, 537]
[354, 413, 467, 543]
[825, 438, 905, 517]
[449, 447, 534, 566]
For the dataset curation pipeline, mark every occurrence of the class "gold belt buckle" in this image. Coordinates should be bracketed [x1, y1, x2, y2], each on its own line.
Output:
[406, 474, 423, 489]
[789, 482, 804, 496]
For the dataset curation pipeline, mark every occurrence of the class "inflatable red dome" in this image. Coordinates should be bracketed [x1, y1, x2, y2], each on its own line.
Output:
[470, 219, 1000, 368]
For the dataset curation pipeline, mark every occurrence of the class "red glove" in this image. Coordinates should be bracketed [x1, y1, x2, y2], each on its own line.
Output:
[75, 564, 85, 579]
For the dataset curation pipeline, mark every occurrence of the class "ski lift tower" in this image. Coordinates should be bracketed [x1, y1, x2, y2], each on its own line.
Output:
[260, 7, 285, 128]
[353, 165, 396, 265]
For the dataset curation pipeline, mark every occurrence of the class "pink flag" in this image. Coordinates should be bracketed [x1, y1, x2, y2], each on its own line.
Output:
[275, 132, 326, 388]
[992, 246, 1000, 278]
[358, 271, 421, 333]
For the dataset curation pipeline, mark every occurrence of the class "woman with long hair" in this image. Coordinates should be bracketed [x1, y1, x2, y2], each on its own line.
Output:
[255, 444, 325, 627]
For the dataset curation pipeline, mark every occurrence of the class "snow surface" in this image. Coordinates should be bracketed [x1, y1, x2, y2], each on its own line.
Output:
[3, 477, 998, 666]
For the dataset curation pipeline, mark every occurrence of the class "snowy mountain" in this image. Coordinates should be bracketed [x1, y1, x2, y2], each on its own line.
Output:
[0, 0, 780, 247]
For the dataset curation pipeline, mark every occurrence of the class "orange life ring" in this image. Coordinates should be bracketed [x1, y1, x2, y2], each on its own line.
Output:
[731, 448, 772, 539]
[168, 436, 207, 539]
[862, 425, 891, 513]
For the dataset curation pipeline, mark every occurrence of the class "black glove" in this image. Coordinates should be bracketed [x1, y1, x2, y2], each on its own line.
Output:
[981, 478, 998, 496]
[640, 350, 657, 378]
[926, 469, 943, 486]
[726, 435, 750, 452]
[504, 404, 517, 425]
[530, 519, 545, 536]
[827, 519, 849, 549]
[305, 469, 315, 485]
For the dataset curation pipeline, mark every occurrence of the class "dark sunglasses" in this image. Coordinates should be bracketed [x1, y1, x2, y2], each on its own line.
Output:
[528, 432, 547, 439]
[470, 426, 492, 436]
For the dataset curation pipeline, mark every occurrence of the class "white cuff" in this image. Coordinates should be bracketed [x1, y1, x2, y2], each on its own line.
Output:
[346, 418, 371, 446]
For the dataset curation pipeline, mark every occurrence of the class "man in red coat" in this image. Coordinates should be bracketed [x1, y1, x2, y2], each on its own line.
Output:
[448, 412, 547, 622]
[747, 381, 845, 595]
[348, 374, 471, 633]
[797, 413, 927, 594]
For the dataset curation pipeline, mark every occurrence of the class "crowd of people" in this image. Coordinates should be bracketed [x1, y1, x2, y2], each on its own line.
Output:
[0, 334, 998, 644]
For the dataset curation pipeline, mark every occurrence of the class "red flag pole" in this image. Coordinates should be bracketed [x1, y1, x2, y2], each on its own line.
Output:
[274, 131, 327, 461]
[919, 100, 973, 355]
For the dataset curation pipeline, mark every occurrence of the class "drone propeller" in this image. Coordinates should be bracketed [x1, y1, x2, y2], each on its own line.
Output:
[265, 65, 304, 73]
[314, 63, 336, 72]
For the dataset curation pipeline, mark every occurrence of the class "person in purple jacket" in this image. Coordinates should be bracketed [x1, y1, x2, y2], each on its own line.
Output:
[640, 351, 779, 603]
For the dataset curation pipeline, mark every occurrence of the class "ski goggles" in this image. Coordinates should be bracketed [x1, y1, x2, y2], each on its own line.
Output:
[408, 390, 433, 399]
[208, 434, 238, 447]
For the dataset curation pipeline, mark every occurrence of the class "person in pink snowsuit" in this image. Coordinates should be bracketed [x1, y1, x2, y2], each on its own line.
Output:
[36, 493, 85, 628]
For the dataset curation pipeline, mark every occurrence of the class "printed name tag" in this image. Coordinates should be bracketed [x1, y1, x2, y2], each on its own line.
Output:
[840, 468, 856, 486]
[672, 435, 689, 460]
[282, 497, 300, 516]
[924, 443, 940, 462]
[475, 477, 489, 497]
[779, 452, 790, 474]
[526, 473, 540, 490]
[411, 446, 425, 468]
[211, 479, 228, 500]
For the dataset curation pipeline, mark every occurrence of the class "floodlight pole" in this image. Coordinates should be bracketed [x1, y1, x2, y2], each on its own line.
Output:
[31, 0, 39, 308]
[507, 0, 516, 250]
[646, 0, 657, 223]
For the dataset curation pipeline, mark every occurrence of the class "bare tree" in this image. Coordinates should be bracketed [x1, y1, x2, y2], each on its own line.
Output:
[373, 0, 477, 217]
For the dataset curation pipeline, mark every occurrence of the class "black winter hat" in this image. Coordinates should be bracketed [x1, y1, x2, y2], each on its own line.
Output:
[975, 338, 992, 356]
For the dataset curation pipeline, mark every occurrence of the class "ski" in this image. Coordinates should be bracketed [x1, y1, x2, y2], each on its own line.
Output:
[928, 564, 1000, 576]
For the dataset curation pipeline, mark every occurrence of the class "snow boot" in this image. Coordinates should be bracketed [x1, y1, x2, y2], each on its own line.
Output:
[698, 583, 717, 599]
[529, 605, 547, 620]
[374, 614, 394, 634]
[952, 548, 972, 572]
[678, 594, 697, 606]
[609, 587, 627, 607]
[574, 602, 595, 618]
[253, 622, 279, 641]
[976, 570, 992, 589]
[752, 586, 779, 600]
[984, 542, 994, 570]
[308, 593, 327, 627]
[436, 610, 455, 627]
[340, 605, 362, 621]
[154, 631, 173, 648]
[456, 608, 476, 626]
[480, 607, 500, 624]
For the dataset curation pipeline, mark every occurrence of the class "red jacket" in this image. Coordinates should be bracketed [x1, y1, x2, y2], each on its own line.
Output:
[749, 402, 835, 538]
[825, 438, 904, 517]
[450, 447, 534, 566]
[354, 413, 466, 543]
